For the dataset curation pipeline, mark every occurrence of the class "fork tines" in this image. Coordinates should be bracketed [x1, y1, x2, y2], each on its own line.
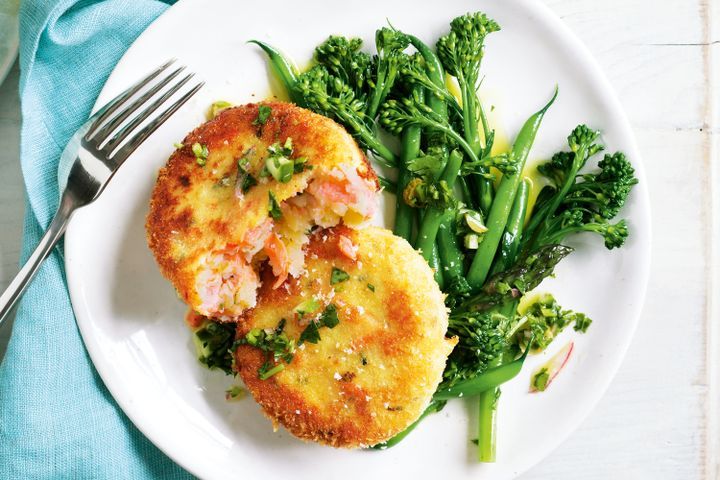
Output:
[83, 60, 204, 164]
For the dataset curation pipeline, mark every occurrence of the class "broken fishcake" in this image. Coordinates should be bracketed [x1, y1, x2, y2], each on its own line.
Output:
[147, 102, 378, 320]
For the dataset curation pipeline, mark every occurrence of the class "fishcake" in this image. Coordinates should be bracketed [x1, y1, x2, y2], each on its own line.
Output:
[234, 226, 455, 448]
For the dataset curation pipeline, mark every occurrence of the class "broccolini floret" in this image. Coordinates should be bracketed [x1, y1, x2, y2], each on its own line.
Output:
[523, 124, 637, 252]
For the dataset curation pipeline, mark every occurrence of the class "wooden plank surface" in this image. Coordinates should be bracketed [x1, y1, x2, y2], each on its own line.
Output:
[0, 0, 717, 478]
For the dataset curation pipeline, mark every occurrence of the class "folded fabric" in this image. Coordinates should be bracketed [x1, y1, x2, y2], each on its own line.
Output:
[0, 1, 191, 477]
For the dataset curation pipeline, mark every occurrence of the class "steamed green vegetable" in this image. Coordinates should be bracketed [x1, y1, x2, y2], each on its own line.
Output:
[250, 9, 637, 462]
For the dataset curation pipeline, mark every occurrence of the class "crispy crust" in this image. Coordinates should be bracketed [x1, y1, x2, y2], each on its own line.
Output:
[146, 101, 377, 311]
[235, 226, 455, 448]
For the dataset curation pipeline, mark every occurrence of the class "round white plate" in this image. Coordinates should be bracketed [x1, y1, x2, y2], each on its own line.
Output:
[65, 0, 651, 478]
[0, 0, 19, 86]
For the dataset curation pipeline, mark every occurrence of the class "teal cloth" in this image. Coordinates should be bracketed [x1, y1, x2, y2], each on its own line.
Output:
[0, 1, 191, 478]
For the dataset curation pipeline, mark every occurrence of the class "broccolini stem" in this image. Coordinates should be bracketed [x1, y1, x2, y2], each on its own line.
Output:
[458, 176, 477, 209]
[466, 88, 558, 291]
[477, 384, 499, 462]
[415, 150, 463, 259]
[477, 183, 529, 461]
[394, 88, 424, 241]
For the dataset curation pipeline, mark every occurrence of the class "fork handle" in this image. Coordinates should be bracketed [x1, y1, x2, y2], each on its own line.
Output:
[0, 192, 75, 326]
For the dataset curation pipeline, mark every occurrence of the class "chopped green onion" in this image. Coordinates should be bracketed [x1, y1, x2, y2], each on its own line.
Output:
[265, 154, 294, 183]
[208, 100, 232, 119]
[295, 297, 321, 317]
[464, 233, 480, 250]
[192, 142, 209, 166]
[464, 211, 488, 233]
[367, 283, 375, 292]
[258, 362, 285, 380]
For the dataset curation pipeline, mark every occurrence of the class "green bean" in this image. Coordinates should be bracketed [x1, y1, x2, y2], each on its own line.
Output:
[433, 344, 529, 401]
[492, 178, 531, 275]
[370, 400, 445, 449]
[429, 242, 445, 289]
[248, 40, 302, 104]
[437, 215, 466, 292]
[466, 88, 558, 290]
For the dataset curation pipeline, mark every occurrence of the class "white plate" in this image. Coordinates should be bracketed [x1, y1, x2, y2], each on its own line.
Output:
[65, 0, 651, 478]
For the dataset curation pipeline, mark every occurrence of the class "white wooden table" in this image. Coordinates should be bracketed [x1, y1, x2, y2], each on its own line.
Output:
[0, 1, 717, 478]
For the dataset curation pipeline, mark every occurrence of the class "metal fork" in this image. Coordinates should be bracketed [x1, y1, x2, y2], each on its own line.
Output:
[0, 60, 204, 325]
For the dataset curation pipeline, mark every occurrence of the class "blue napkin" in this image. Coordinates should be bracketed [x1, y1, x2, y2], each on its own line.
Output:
[0, 1, 191, 477]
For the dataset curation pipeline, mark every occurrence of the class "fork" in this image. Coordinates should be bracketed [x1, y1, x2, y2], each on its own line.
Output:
[0, 60, 204, 325]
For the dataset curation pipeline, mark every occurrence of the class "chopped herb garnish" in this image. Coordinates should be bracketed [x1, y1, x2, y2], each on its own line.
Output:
[241, 174, 258, 193]
[319, 304, 339, 329]
[237, 157, 258, 193]
[268, 192, 282, 219]
[258, 361, 285, 380]
[298, 320, 321, 345]
[253, 104, 272, 127]
[293, 156, 311, 173]
[532, 367, 550, 392]
[263, 137, 311, 183]
[234, 320, 296, 381]
[192, 142, 209, 166]
[367, 283, 375, 292]
[295, 297, 321, 318]
[225, 385, 246, 401]
[192, 319, 236, 375]
[208, 100, 232, 119]
[298, 304, 340, 345]
[360, 354, 368, 366]
[330, 267, 350, 285]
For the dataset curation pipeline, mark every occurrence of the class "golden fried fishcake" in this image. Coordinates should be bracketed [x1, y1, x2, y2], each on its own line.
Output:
[234, 226, 455, 448]
[146, 102, 378, 320]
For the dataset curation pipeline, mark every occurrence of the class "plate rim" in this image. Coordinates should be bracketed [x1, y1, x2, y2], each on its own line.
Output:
[64, 0, 652, 478]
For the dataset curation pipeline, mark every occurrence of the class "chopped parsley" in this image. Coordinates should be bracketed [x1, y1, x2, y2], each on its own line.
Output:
[299, 304, 340, 345]
[298, 319, 321, 345]
[268, 192, 282, 219]
[319, 303, 339, 328]
[192, 142, 209, 166]
[253, 104, 272, 127]
[237, 157, 257, 193]
[192, 319, 236, 375]
[234, 319, 296, 380]
[330, 267, 350, 285]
